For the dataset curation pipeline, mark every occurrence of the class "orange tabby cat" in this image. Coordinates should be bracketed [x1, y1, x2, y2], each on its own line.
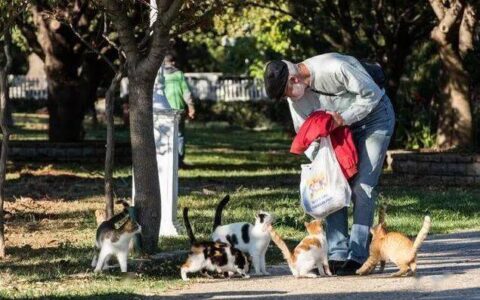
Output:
[356, 208, 431, 277]
[267, 219, 331, 278]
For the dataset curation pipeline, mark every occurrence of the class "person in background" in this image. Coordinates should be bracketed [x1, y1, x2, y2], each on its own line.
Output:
[161, 54, 196, 168]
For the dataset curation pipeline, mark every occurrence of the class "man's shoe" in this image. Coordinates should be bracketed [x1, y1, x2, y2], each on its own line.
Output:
[328, 260, 345, 275]
[336, 260, 362, 276]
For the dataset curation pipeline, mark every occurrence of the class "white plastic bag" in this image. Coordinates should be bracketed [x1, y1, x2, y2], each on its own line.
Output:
[300, 136, 351, 219]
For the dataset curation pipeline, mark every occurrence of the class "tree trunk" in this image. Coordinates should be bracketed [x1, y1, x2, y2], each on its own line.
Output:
[30, 5, 104, 142]
[105, 63, 125, 219]
[435, 44, 472, 148]
[47, 80, 88, 142]
[99, 0, 185, 254]
[0, 30, 12, 259]
[429, 0, 475, 149]
[129, 75, 161, 254]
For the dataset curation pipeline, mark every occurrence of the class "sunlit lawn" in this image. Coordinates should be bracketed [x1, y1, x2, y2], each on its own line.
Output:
[1, 113, 479, 299]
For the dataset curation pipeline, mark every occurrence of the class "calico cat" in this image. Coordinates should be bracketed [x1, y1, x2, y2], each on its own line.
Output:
[181, 207, 250, 281]
[211, 195, 273, 275]
[91, 200, 141, 273]
[356, 207, 431, 277]
[267, 219, 332, 278]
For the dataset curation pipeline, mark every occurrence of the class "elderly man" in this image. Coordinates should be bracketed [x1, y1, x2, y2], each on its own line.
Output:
[264, 53, 395, 275]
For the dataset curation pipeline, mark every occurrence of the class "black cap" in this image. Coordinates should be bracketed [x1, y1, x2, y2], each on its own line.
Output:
[264, 60, 289, 100]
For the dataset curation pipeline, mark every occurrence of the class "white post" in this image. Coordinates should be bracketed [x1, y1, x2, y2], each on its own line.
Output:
[153, 108, 182, 236]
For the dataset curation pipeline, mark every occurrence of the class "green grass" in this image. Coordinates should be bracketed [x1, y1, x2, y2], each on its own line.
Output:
[1, 115, 479, 299]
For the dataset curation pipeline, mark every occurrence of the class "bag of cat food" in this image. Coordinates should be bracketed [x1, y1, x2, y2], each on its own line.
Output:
[300, 136, 351, 219]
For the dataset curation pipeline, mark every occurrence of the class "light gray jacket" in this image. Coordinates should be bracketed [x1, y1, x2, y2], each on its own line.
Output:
[288, 53, 384, 131]
[287, 53, 384, 159]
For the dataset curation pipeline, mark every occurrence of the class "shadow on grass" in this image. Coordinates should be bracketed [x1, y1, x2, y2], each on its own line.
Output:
[2, 243, 181, 284]
[185, 162, 297, 172]
[5, 172, 132, 201]
[179, 174, 297, 192]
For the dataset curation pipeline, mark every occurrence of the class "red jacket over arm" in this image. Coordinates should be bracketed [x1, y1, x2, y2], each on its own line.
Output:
[290, 111, 359, 179]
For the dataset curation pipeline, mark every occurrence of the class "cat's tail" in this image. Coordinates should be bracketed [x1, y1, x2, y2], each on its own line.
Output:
[267, 225, 294, 266]
[183, 207, 197, 244]
[412, 216, 431, 254]
[212, 195, 230, 231]
[378, 204, 387, 224]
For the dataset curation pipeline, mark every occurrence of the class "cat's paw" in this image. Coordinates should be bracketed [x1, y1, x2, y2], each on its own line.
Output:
[355, 269, 365, 275]
[243, 274, 250, 279]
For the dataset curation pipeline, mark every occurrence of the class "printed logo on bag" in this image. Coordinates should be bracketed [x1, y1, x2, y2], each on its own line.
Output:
[307, 174, 326, 199]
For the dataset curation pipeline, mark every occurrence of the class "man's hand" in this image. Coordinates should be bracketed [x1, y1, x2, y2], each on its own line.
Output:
[187, 105, 196, 119]
[327, 111, 345, 129]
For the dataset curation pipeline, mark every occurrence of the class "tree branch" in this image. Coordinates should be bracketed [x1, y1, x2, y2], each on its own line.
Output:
[67, 23, 116, 71]
[459, 3, 476, 57]
[18, 22, 45, 60]
[439, 0, 463, 34]
[373, 0, 393, 46]
[160, 0, 184, 27]
[428, 0, 446, 20]
[72, 0, 89, 28]
[321, 32, 344, 50]
[99, 0, 138, 64]
[336, 0, 359, 49]
[30, 5, 55, 57]
[142, 0, 184, 74]
[102, 33, 126, 59]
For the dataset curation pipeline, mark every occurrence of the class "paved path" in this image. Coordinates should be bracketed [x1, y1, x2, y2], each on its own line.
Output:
[161, 231, 480, 299]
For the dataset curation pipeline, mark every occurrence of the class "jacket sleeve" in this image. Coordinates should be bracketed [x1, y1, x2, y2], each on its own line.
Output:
[290, 112, 334, 155]
[179, 72, 193, 105]
[338, 62, 384, 125]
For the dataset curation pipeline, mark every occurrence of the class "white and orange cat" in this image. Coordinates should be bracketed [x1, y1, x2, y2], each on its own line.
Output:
[356, 206, 431, 277]
[267, 219, 331, 278]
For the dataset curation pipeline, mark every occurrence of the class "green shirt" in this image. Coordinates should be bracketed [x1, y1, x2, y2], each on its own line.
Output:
[163, 69, 192, 110]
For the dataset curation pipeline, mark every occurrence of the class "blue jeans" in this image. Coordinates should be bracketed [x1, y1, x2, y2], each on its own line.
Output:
[326, 95, 395, 264]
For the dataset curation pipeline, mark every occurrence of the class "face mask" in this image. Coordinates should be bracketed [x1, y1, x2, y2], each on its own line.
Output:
[289, 82, 306, 101]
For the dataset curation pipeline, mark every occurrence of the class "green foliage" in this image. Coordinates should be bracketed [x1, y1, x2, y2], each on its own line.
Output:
[394, 41, 441, 150]
[180, 4, 307, 77]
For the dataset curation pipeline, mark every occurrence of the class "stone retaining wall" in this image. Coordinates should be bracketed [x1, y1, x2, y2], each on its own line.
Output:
[7, 141, 131, 163]
[390, 151, 480, 186]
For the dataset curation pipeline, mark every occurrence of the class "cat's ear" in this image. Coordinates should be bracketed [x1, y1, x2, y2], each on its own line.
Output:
[370, 227, 375, 235]
[304, 221, 309, 228]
